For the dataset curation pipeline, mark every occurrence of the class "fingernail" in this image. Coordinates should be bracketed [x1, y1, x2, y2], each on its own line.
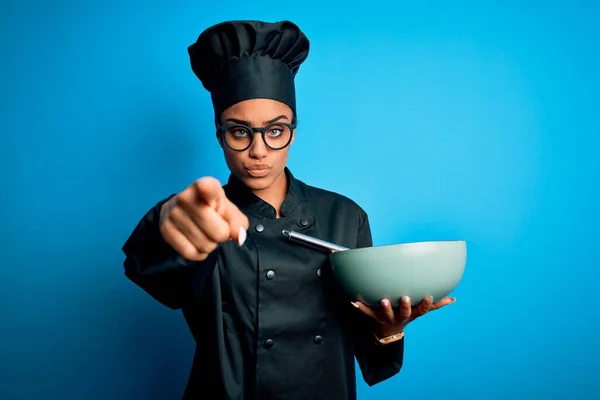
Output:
[450, 297, 457, 303]
[381, 299, 389, 307]
[351, 302, 359, 308]
[237, 227, 247, 246]
[401, 296, 410, 303]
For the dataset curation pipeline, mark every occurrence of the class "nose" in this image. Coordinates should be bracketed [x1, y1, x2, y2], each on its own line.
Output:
[248, 132, 268, 159]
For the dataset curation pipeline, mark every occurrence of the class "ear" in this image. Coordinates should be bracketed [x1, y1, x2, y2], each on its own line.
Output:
[290, 129, 296, 146]
[216, 131, 224, 148]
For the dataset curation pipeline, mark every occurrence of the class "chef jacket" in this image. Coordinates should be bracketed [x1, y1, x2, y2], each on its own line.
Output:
[122, 168, 404, 399]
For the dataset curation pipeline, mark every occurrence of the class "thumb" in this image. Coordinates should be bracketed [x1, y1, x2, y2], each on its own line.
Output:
[220, 199, 250, 246]
[194, 177, 225, 208]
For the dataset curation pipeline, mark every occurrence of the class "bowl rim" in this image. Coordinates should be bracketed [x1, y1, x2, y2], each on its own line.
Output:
[330, 240, 467, 256]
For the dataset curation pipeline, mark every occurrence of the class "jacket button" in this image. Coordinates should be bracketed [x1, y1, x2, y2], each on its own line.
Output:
[264, 339, 274, 349]
[265, 270, 275, 280]
[298, 218, 309, 227]
[316, 268, 321, 278]
[313, 335, 323, 345]
[255, 224, 264, 233]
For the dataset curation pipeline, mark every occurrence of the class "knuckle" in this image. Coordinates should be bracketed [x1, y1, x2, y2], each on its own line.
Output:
[160, 220, 177, 240]
[177, 187, 196, 206]
[175, 191, 188, 204]
[196, 240, 217, 255]
[201, 213, 229, 243]
[168, 205, 185, 222]
[195, 204, 211, 221]
[214, 222, 231, 242]
[179, 245, 200, 261]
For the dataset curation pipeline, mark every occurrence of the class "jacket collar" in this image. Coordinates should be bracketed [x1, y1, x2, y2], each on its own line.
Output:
[224, 167, 304, 219]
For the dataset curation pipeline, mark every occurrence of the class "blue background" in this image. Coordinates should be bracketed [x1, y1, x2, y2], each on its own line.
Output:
[1, 0, 598, 398]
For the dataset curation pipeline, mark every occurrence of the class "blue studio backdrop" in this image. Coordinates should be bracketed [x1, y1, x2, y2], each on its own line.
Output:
[1, 1, 598, 399]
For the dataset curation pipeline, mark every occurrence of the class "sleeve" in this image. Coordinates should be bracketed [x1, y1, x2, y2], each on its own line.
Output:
[351, 210, 405, 386]
[122, 195, 217, 310]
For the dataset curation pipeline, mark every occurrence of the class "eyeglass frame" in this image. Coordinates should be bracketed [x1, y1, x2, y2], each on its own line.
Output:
[216, 122, 296, 152]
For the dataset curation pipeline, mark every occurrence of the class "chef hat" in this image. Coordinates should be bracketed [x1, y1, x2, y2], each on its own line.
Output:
[188, 20, 310, 122]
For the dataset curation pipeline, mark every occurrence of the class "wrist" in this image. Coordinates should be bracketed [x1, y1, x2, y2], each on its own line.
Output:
[373, 330, 404, 345]
[375, 324, 404, 338]
[372, 322, 405, 345]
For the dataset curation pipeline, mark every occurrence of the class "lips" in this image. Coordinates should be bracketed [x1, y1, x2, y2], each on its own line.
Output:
[246, 164, 270, 171]
[245, 164, 271, 177]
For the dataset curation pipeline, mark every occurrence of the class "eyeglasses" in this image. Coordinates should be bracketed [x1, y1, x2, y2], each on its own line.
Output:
[217, 122, 295, 152]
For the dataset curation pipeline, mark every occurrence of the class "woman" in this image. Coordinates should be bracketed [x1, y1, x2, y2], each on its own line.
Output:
[122, 20, 454, 400]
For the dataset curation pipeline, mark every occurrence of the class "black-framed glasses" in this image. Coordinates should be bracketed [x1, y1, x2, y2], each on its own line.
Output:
[217, 122, 295, 152]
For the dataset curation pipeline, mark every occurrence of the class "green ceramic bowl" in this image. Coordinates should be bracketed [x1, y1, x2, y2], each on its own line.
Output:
[329, 240, 467, 308]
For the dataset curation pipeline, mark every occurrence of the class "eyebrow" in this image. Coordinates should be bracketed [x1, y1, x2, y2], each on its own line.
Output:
[224, 115, 289, 125]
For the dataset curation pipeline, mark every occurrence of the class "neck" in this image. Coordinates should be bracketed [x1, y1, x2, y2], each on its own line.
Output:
[252, 170, 288, 218]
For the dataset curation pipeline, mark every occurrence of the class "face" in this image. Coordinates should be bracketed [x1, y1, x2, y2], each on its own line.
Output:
[217, 98, 295, 192]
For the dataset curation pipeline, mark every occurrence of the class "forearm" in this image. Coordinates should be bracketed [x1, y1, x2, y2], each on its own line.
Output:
[353, 313, 405, 386]
[352, 211, 404, 385]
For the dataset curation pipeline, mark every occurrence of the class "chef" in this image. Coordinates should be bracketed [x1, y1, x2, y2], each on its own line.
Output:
[122, 20, 455, 400]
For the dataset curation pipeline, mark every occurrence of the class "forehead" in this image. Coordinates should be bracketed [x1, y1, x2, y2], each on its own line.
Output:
[221, 98, 293, 124]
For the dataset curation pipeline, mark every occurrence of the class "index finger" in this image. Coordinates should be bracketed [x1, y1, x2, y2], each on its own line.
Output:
[196, 177, 250, 246]
[194, 177, 226, 208]
[194, 177, 249, 245]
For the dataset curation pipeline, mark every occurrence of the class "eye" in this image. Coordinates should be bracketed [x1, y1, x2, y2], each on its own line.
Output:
[266, 126, 284, 137]
[229, 127, 250, 137]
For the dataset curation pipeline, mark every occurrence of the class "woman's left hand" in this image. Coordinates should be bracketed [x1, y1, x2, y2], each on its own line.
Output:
[353, 296, 456, 337]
